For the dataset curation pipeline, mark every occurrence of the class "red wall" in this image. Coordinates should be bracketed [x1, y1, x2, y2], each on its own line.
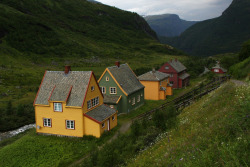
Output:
[158, 62, 179, 88]
[211, 68, 225, 74]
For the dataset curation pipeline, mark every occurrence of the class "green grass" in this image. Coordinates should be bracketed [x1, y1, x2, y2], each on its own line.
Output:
[126, 82, 250, 166]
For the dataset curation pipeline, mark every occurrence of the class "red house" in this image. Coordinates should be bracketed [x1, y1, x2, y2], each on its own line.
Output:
[211, 62, 227, 74]
[158, 59, 190, 89]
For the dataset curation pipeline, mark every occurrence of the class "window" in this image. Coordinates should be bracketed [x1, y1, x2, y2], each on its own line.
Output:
[87, 97, 99, 110]
[91, 86, 95, 91]
[110, 105, 114, 108]
[129, 99, 131, 103]
[137, 95, 140, 102]
[112, 116, 115, 121]
[87, 100, 92, 109]
[170, 73, 174, 77]
[170, 81, 174, 84]
[100, 87, 106, 94]
[106, 76, 109, 81]
[110, 87, 116, 94]
[141, 93, 143, 97]
[43, 118, 51, 127]
[54, 103, 62, 112]
[165, 66, 169, 70]
[102, 123, 105, 128]
[132, 97, 135, 105]
[66, 120, 75, 129]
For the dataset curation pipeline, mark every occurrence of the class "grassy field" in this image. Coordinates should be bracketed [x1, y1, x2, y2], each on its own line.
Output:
[127, 82, 250, 166]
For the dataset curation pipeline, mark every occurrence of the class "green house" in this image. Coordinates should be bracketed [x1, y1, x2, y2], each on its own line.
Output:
[98, 62, 145, 114]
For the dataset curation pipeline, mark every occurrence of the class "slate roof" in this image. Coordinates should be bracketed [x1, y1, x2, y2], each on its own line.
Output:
[169, 60, 187, 73]
[107, 64, 144, 95]
[179, 73, 190, 80]
[138, 71, 169, 81]
[85, 104, 116, 122]
[212, 64, 227, 72]
[103, 95, 121, 104]
[34, 71, 92, 107]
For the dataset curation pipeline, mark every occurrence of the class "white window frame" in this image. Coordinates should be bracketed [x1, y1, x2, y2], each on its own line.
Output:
[54, 103, 62, 112]
[170, 74, 174, 77]
[66, 120, 75, 129]
[110, 87, 117, 94]
[110, 105, 114, 108]
[43, 118, 51, 127]
[102, 123, 105, 128]
[137, 95, 140, 102]
[165, 66, 169, 70]
[132, 97, 135, 105]
[100, 87, 106, 94]
[106, 76, 109, 81]
[87, 100, 92, 109]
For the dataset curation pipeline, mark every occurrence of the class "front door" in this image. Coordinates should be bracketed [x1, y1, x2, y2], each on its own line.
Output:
[107, 119, 110, 131]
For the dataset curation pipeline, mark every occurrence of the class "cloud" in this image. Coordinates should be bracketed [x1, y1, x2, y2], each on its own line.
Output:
[97, 0, 233, 21]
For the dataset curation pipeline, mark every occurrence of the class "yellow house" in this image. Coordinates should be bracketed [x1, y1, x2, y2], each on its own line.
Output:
[33, 66, 117, 138]
[138, 69, 173, 100]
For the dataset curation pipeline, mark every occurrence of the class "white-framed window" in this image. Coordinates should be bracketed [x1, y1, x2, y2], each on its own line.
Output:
[110, 87, 117, 94]
[170, 74, 174, 77]
[54, 103, 62, 112]
[100, 86, 106, 94]
[43, 118, 51, 127]
[141, 93, 143, 97]
[91, 86, 95, 91]
[132, 97, 135, 105]
[106, 76, 109, 81]
[165, 66, 169, 70]
[102, 123, 105, 128]
[137, 95, 140, 102]
[214, 69, 219, 72]
[170, 81, 174, 84]
[110, 105, 114, 108]
[66, 120, 75, 129]
[87, 100, 92, 109]
[112, 116, 115, 121]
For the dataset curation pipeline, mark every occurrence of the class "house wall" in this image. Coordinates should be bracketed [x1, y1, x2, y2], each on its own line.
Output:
[127, 89, 144, 112]
[159, 90, 166, 100]
[166, 86, 173, 96]
[99, 113, 118, 136]
[158, 62, 179, 88]
[98, 71, 128, 113]
[83, 74, 104, 114]
[140, 81, 160, 100]
[84, 116, 101, 138]
[211, 68, 225, 74]
[35, 103, 84, 137]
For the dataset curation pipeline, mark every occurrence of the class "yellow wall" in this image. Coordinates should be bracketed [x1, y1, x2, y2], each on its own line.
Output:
[140, 81, 160, 100]
[84, 116, 101, 138]
[166, 86, 173, 96]
[159, 90, 166, 100]
[35, 102, 84, 137]
[83, 74, 104, 113]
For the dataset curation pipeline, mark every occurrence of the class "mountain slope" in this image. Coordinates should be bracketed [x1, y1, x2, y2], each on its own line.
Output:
[0, 0, 181, 59]
[127, 82, 250, 166]
[144, 14, 198, 37]
[162, 0, 250, 56]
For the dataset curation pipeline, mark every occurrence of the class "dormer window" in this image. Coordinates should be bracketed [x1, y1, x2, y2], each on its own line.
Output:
[106, 77, 109, 81]
[54, 103, 62, 112]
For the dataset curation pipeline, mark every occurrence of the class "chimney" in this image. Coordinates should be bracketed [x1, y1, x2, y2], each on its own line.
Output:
[64, 65, 71, 74]
[152, 68, 156, 73]
[175, 58, 177, 62]
[115, 61, 120, 68]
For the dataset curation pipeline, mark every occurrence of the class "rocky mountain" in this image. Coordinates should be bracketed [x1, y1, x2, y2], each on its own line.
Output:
[144, 14, 198, 37]
[162, 0, 250, 56]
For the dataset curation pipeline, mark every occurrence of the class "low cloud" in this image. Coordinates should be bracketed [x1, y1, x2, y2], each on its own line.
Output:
[97, 0, 232, 21]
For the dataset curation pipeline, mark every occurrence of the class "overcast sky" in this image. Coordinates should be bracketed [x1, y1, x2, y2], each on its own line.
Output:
[97, 0, 233, 21]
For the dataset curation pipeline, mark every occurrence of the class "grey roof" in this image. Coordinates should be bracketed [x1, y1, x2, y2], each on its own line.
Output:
[169, 60, 187, 72]
[35, 71, 92, 107]
[103, 95, 121, 104]
[212, 64, 227, 72]
[179, 73, 190, 80]
[85, 104, 116, 122]
[138, 71, 169, 81]
[107, 64, 144, 95]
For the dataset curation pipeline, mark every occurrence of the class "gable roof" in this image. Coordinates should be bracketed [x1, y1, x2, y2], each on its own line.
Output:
[179, 72, 190, 80]
[106, 64, 144, 95]
[138, 70, 169, 81]
[34, 71, 92, 107]
[168, 59, 186, 73]
[85, 104, 116, 123]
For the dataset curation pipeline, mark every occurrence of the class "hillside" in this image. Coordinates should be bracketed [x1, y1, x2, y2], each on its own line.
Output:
[144, 14, 198, 37]
[127, 82, 249, 166]
[0, 0, 185, 131]
[162, 0, 250, 56]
